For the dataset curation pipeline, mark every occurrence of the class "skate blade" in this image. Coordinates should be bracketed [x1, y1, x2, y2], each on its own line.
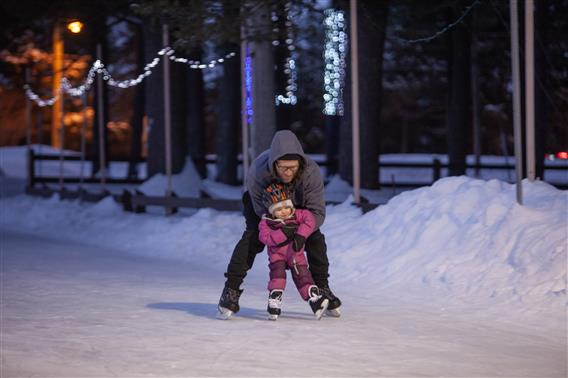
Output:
[268, 314, 279, 321]
[314, 299, 330, 320]
[216, 307, 233, 320]
[325, 307, 341, 317]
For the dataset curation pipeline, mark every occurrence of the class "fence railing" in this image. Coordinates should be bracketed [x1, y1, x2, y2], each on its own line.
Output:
[27, 149, 146, 188]
[26, 150, 567, 214]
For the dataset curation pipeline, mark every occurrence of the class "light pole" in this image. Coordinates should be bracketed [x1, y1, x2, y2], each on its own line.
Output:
[50, 20, 84, 149]
[51, 23, 64, 149]
[350, 0, 361, 204]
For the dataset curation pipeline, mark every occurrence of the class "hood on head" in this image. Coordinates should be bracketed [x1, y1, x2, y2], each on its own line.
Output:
[268, 130, 306, 175]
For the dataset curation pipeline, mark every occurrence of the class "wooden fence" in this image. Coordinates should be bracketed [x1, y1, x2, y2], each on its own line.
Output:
[26, 149, 567, 214]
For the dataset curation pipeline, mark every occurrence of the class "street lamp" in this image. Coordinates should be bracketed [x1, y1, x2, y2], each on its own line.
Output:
[67, 21, 84, 34]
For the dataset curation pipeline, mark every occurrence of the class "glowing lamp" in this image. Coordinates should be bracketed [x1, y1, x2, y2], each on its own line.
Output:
[67, 21, 84, 34]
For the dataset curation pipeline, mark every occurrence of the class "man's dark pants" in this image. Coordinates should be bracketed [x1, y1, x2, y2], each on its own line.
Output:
[224, 192, 330, 290]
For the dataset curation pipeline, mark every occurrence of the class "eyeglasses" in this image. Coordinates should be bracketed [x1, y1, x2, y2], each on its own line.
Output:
[276, 164, 299, 173]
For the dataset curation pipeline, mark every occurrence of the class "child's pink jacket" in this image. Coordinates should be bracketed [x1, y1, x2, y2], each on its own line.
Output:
[258, 208, 316, 260]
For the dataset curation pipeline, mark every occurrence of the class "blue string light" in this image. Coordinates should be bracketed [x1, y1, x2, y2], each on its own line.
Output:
[245, 51, 253, 125]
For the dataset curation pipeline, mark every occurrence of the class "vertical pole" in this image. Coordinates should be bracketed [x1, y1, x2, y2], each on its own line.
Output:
[25, 67, 32, 149]
[25, 67, 33, 187]
[162, 24, 173, 198]
[37, 109, 43, 177]
[27, 149, 35, 189]
[79, 92, 88, 192]
[58, 95, 65, 192]
[510, 0, 523, 204]
[471, 37, 481, 177]
[96, 43, 107, 191]
[350, 0, 361, 204]
[51, 23, 63, 149]
[240, 38, 249, 185]
[524, 0, 536, 181]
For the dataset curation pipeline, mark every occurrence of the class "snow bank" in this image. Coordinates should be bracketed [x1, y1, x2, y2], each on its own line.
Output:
[325, 176, 567, 307]
[1, 175, 566, 310]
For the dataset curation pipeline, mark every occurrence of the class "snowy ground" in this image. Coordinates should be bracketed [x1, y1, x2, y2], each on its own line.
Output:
[1, 146, 567, 377]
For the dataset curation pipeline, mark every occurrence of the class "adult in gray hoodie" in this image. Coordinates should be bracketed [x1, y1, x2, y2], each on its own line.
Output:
[218, 130, 342, 319]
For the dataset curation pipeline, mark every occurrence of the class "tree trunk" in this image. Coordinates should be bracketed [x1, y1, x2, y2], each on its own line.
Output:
[447, 0, 472, 176]
[274, 2, 293, 131]
[128, 22, 145, 178]
[170, 49, 188, 174]
[359, 1, 387, 189]
[340, 0, 388, 189]
[144, 21, 188, 176]
[216, 44, 241, 184]
[534, 0, 548, 179]
[91, 16, 109, 176]
[144, 22, 163, 176]
[470, 6, 482, 177]
[325, 115, 340, 176]
[186, 47, 207, 178]
[249, 2, 277, 159]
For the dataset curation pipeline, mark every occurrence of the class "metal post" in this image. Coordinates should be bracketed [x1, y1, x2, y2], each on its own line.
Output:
[27, 149, 35, 189]
[79, 92, 88, 193]
[37, 109, 43, 177]
[525, 0, 536, 181]
[96, 43, 107, 191]
[162, 24, 173, 198]
[58, 94, 65, 192]
[471, 38, 481, 177]
[240, 38, 250, 185]
[52, 23, 63, 149]
[25, 67, 33, 188]
[510, 0, 523, 204]
[350, 0, 361, 204]
[25, 67, 32, 150]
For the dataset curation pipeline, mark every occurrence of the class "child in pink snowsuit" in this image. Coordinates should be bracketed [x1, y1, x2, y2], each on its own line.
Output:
[258, 183, 329, 320]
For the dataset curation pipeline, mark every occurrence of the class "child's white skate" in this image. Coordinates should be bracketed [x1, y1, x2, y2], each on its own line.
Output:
[267, 290, 283, 321]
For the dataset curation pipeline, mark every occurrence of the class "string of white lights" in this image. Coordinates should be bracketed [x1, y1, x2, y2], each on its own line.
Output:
[24, 84, 61, 107]
[167, 46, 237, 70]
[394, 0, 480, 44]
[275, 2, 298, 106]
[323, 9, 347, 116]
[24, 47, 237, 107]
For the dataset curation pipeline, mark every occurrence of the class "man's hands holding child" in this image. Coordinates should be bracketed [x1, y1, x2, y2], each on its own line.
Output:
[292, 234, 306, 251]
[281, 225, 297, 239]
[280, 225, 306, 251]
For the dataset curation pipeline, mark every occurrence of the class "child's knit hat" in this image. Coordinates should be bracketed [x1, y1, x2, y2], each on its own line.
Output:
[263, 183, 294, 215]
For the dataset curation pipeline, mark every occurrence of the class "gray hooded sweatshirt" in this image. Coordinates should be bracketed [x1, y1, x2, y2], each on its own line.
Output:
[246, 130, 326, 229]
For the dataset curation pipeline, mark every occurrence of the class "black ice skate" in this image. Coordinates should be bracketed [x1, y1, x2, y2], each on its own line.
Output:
[267, 290, 283, 321]
[308, 286, 329, 320]
[217, 286, 243, 320]
[320, 286, 342, 317]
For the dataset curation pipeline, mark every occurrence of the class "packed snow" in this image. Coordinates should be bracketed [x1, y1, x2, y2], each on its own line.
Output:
[1, 146, 567, 377]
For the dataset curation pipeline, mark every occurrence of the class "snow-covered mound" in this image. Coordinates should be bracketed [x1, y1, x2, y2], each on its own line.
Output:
[325, 176, 567, 307]
[137, 157, 202, 198]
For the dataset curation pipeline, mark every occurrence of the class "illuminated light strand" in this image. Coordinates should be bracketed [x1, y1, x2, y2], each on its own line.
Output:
[168, 49, 238, 70]
[394, 0, 480, 44]
[322, 9, 347, 116]
[275, 2, 298, 106]
[24, 84, 60, 107]
[244, 52, 253, 125]
[24, 47, 237, 107]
